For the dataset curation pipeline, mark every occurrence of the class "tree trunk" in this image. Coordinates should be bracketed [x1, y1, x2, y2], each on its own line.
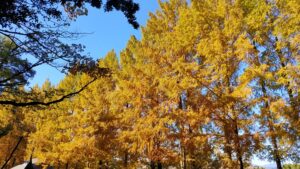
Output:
[234, 121, 244, 169]
[224, 128, 233, 161]
[238, 156, 244, 169]
[261, 80, 283, 169]
[274, 154, 283, 169]
[183, 147, 187, 169]
[150, 161, 155, 169]
[271, 136, 283, 169]
[157, 162, 162, 169]
[99, 160, 103, 169]
[275, 157, 283, 169]
[124, 151, 128, 167]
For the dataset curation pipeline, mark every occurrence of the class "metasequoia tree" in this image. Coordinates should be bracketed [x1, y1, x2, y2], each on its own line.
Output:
[240, 0, 300, 168]
[25, 53, 118, 168]
[139, 1, 218, 168]
[2, 0, 299, 168]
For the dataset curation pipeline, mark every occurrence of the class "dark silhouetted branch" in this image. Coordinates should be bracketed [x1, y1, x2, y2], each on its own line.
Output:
[0, 78, 97, 106]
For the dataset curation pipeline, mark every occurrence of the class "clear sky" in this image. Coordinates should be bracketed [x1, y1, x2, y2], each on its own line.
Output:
[29, 0, 159, 86]
[27, 0, 278, 167]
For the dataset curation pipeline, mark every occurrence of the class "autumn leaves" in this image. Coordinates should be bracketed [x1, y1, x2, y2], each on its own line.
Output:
[0, 0, 299, 168]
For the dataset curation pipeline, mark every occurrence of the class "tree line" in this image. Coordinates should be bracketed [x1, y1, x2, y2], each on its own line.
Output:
[0, 0, 299, 169]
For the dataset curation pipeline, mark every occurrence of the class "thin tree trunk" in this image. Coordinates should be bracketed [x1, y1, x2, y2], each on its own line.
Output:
[157, 161, 162, 169]
[238, 156, 244, 169]
[224, 75, 234, 167]
[233, 121, 244, 169]
[124, 150, 128, 167]
[271, 136, 283, 169]
[179, 94, 188, 169]
[1, 136, 23, 169]
[183, 147, 187, 169]
[224, 127, 233, 161]
[150, 161, 155, 169]
[99, 160, 103, 169]
[261, 80, 283, 169]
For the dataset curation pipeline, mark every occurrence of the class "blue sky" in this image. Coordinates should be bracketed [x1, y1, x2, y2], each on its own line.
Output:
[29, 0, 159, 86]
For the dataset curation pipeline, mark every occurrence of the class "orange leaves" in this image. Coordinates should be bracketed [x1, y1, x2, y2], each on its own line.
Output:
[3, 0, 298, 168]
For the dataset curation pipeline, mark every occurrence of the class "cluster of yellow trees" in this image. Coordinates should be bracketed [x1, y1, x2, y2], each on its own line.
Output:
[0, 0, 299, 168]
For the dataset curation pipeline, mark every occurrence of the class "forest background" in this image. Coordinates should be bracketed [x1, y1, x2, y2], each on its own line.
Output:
[0, 0, 299, 169]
